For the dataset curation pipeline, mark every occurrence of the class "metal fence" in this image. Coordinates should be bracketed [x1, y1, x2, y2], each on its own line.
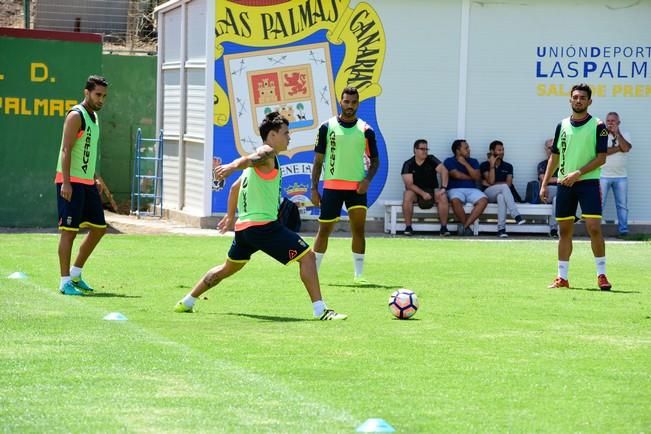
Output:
[0, 0, 162, 54]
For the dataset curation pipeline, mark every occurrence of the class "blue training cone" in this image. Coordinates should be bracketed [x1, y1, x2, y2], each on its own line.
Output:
[356, 418, 396, 432]
[103, 312, 128, 321]
[8, 272, 28, 279]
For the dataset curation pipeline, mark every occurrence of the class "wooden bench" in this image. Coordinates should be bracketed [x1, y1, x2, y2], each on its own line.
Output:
[383, 200, 553, 235]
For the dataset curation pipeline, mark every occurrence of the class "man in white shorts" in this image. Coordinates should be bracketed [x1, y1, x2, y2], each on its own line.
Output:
[443, 139, 488, 236]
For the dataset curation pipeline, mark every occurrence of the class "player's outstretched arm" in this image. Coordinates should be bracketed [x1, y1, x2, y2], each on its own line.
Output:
[214, 145, 275, 180]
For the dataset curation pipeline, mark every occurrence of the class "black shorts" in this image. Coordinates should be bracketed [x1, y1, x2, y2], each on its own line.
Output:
[318, 188, 367, 222]
[56, 183, 107, 231]
[228, 221, 310, 265]
[555, 179, 602, 221]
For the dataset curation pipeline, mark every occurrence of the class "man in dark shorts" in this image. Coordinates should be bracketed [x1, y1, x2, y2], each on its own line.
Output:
[540, 83, 611, 290]
[400, 139, 450, 236]
[55, 75, 109, 296]
[174, 112, 346, 320]
[310, 87, 380, 284]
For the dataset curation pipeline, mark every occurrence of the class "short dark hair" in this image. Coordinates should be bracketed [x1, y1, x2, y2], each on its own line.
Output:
[451, 139, 466, 155]
[85, 75, 109, 91]
[489, 140, 503, 152]
[341, 86, 359, 99]
[259, 111, 289, 141]
[413, 139, 428, 150]
[571, 83, 592, 99]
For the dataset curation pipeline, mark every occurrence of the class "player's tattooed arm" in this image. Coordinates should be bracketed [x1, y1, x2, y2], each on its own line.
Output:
[248, 145, 276, 167]
[214, 145, 275, 179]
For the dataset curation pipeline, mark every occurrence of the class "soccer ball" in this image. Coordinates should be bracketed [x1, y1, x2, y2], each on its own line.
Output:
[388, 289, 419, 319]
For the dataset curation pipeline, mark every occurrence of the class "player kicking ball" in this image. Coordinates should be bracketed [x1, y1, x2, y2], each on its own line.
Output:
[174, 112, 347, 320]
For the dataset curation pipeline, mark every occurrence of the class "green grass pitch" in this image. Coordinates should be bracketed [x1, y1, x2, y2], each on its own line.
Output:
[1, 233, 650, 432]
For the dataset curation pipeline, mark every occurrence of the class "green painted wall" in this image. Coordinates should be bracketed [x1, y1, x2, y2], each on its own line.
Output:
[99, 55, 157, 207]
[0, 32, 102, 227]
[0, 30, 157, 227]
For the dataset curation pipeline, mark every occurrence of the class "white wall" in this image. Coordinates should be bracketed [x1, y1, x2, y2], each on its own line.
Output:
[158, 0, 651, 223]
[369, 0, 650, 222]
[463, 0, 651, 223]
[157, 0, 211, 215]
[374, 0, 462, 215]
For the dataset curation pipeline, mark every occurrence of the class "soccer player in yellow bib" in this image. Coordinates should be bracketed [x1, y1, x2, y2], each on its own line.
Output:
[55, 76, 109, 296]
[310, 87, 380, 284]
[174, 112, 346, 320]
[540, 83, 612, 291]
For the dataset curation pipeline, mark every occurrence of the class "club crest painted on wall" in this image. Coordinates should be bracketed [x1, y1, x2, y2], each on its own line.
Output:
[224, 44, 336, 157]
[213, 0, 388, 216]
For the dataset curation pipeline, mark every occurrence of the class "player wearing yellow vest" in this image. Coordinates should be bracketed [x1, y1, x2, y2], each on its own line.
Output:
[540, 83, 611, 291]
[55, 75, 109, 296]
[310, 87, 380, 284]
[174, 112, 346, 320]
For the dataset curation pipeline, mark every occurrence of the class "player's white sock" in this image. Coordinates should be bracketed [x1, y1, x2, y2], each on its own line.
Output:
[353, 253, 365, 278]
[595, 256, 606, 276]
[312, 300, 326, 317]
[315, 252, 324, 272]
[60, 276, 72, 288]
[70, 266, 83, 279]
[182, 294, 197, 308]
[558, 261, 569, 280]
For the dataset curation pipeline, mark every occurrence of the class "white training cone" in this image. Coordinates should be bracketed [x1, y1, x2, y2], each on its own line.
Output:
[356, 418, 396, 432]
[8, 272, 28, 279]
[103, 312, 128, 321]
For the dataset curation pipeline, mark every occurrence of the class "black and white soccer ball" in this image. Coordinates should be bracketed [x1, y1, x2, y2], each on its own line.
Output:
[388, 289, 419, 319]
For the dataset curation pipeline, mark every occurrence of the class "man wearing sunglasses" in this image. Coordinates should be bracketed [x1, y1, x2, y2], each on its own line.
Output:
[400, 139, 450, 236]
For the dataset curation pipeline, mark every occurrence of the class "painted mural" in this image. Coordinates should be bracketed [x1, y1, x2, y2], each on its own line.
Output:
[212, 0, 387, 215]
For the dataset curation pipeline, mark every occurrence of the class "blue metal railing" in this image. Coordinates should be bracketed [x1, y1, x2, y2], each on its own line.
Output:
[130, 128, 163, 218]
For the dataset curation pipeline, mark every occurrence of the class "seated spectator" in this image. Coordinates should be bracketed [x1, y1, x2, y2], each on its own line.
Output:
[400, 139, 450, 236]
[538, 138, 559, 237]
[444, 139, 487, 236]
[479, 140, 525, 238]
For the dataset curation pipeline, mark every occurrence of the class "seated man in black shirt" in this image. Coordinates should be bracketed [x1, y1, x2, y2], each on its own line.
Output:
[400, 139, 450, 235]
